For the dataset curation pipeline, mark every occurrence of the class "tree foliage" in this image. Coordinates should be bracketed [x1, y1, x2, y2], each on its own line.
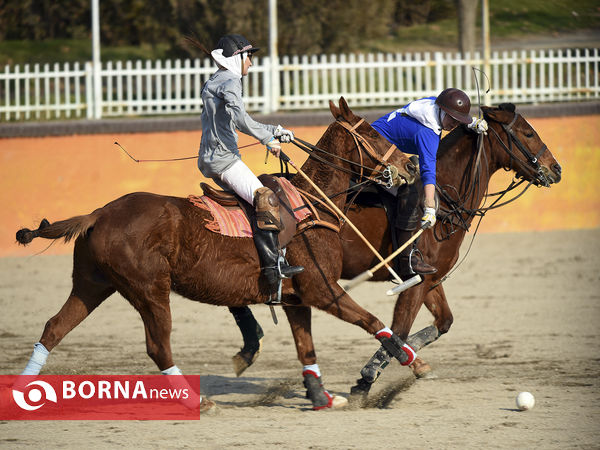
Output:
[0, 0, 457, 56]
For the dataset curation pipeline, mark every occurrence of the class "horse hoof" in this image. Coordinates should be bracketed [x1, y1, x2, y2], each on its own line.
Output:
[232, 339, 263, 377]
[331, 395, 348, 409]
[410, 360, 436, 379]
[416, 370, 437, 379]
[200, 397, 217, 415]
[313, 394, 348, 411]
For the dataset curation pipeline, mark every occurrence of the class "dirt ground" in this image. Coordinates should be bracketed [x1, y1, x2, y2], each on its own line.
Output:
[0, 228, 598, 449]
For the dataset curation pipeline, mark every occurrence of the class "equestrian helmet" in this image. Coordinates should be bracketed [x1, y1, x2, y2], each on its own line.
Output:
[435, 88, 472, 124]
[216, 34, 260, 58]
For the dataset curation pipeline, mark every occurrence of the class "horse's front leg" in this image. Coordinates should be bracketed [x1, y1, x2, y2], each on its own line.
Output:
[407, 284, 454, 378]
[288, 234, 416, 401]
[424, 284, 453, 335]
[390, 283, 429, 340]
[282, 304, 348, 410]
[350, 283, 429, 396]
[298, 281, 417, 401]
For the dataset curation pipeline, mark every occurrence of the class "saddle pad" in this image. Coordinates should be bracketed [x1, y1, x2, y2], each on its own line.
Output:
[188, 195, 253, 238]
[277, 177, 311, 222]
[188, 178, 311, 238]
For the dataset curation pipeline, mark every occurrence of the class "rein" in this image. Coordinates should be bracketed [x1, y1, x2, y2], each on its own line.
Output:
[290, 118, 401, 234]
[436, 112, 545, 240]
[430, 112, 547, 289]
[292, 119, 399, 188]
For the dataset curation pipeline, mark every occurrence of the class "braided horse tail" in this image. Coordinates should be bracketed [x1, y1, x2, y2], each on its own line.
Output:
[16, 209, 101, 245]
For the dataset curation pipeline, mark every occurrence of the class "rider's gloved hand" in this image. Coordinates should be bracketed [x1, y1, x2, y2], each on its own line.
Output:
[274, 125, 294, 143]
[266, 137, 281, 157]
[421, 207, 437, 229]
[467, 117, 488, 134]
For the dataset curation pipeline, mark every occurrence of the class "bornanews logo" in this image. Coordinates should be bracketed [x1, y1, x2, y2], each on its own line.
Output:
[1, 375, 201, 420]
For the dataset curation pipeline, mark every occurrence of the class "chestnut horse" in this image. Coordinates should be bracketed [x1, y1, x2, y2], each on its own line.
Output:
[228, 104, 562, 393]
[15, 97, 417, 411]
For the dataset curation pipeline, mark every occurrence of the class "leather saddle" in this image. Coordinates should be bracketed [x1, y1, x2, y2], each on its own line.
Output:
[200, 174, 298, 248]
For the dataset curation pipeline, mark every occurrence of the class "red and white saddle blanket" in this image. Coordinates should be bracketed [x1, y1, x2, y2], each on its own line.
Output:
[188, 177, 311, 238]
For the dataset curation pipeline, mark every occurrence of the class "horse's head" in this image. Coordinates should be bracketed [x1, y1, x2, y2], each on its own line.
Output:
[483, 103, 562, 186]
[328, 97, 417, 186]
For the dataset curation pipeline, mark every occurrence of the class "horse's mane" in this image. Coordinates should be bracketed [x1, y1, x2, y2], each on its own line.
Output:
[437, 103, 516, 160]
[438, 126, 470, 159]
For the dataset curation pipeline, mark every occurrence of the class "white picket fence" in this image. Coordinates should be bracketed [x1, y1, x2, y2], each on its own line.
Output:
[1, 48, 598, 121]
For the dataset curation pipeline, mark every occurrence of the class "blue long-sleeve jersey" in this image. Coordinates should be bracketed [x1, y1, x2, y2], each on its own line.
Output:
[371, 99, 441, 186]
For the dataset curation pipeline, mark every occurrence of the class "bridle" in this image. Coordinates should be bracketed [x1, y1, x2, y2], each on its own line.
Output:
[488, 112, 552, 188]
[288, 117, 406, 232]
[431, 110, 553, 288]
[292, 118, 404, 189]
[436, 111, 552, 240]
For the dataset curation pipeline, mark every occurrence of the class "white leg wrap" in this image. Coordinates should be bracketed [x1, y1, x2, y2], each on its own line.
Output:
[161, 365, 202, 409]
[302, 363, 321, 378]
[161, 365, 183, 375]
[21, 342, 49, 376]
[219, 160, 264, 204]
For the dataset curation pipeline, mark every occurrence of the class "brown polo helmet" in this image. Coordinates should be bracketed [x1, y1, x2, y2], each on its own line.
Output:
[435, 88, 472, 124]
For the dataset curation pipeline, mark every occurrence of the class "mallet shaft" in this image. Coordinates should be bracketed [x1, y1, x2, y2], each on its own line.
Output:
[287, 158, 403, 284]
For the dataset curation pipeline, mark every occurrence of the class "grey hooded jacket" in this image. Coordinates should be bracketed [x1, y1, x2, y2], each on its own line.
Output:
[198, 69, 276, 178]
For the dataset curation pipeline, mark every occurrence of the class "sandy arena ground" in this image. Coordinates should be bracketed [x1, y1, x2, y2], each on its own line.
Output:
[1, 228, 599, 449]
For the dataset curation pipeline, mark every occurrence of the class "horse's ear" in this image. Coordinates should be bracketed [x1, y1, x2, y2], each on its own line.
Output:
[329, 100, 341, 119]
[338, 96, 355, 123]
[482, 105, 513, 123]
[498, 103, 516, 113]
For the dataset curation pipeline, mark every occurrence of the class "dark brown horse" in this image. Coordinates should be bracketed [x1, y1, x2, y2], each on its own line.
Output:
[341, 103, 562, 392]
[15, 97, 417, 411]
[228, 104, 562, 392]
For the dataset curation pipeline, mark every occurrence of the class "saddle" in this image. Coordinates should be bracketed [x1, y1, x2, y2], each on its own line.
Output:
[198, 175, 305, 248]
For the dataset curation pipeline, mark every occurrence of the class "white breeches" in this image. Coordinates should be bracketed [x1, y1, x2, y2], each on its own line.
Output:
[218, 160, 263, 205]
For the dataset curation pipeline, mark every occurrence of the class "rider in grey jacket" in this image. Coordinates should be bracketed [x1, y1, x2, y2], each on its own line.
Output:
[197, 34, 303, 300]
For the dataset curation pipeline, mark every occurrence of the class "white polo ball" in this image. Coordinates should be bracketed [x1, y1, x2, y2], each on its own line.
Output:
[516, 391, 535, 411]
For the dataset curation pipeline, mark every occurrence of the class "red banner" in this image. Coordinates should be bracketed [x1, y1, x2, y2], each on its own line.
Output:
[0, 375, 201, 420]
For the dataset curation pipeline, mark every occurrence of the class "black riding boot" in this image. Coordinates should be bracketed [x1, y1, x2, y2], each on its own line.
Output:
[252, 225, 304, 299]
[395, 229, 437, 279]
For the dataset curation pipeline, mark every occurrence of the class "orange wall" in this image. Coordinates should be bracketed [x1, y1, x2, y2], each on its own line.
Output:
[1, 116, 598, 257]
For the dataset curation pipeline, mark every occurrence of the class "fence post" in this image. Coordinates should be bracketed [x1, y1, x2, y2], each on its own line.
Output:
[268, 0, 279, 113]
[263, 56, 272, 114]
[434, 52, 444, 94]
[85, 62, 94, 119]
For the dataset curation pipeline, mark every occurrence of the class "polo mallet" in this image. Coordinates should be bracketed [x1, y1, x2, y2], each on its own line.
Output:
[278, 150, 405, 286]
[343, 227, 426, 294]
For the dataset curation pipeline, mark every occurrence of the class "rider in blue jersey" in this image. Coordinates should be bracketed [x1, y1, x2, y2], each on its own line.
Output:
[372, 88, 488, 277]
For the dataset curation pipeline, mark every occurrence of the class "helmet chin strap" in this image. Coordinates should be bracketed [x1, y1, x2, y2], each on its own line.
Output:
[241, 52, 250, 74]
[438, 109, 446, 130]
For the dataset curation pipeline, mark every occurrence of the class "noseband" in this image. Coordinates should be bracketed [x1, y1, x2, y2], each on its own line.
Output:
[489, 113, 551, 187]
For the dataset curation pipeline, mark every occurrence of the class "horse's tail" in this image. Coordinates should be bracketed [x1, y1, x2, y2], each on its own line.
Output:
[16, 209, 101, 246]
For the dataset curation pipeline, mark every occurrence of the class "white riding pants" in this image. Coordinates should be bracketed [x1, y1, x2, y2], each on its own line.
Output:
[217, 159, 263, 205]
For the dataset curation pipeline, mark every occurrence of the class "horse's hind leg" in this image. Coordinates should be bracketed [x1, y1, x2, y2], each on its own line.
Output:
[21, 240, 115, 375]
[117, 278, 175, 373]
[230, 306, 264, 376]
[138, 300, 175, 373]
[125, 283, 212, 411]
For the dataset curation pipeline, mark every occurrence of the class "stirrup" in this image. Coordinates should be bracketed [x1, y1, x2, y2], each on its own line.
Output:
[407, 247, 437, 275]
[265, 277, 283, 305]
[278, 254, 304, 279]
